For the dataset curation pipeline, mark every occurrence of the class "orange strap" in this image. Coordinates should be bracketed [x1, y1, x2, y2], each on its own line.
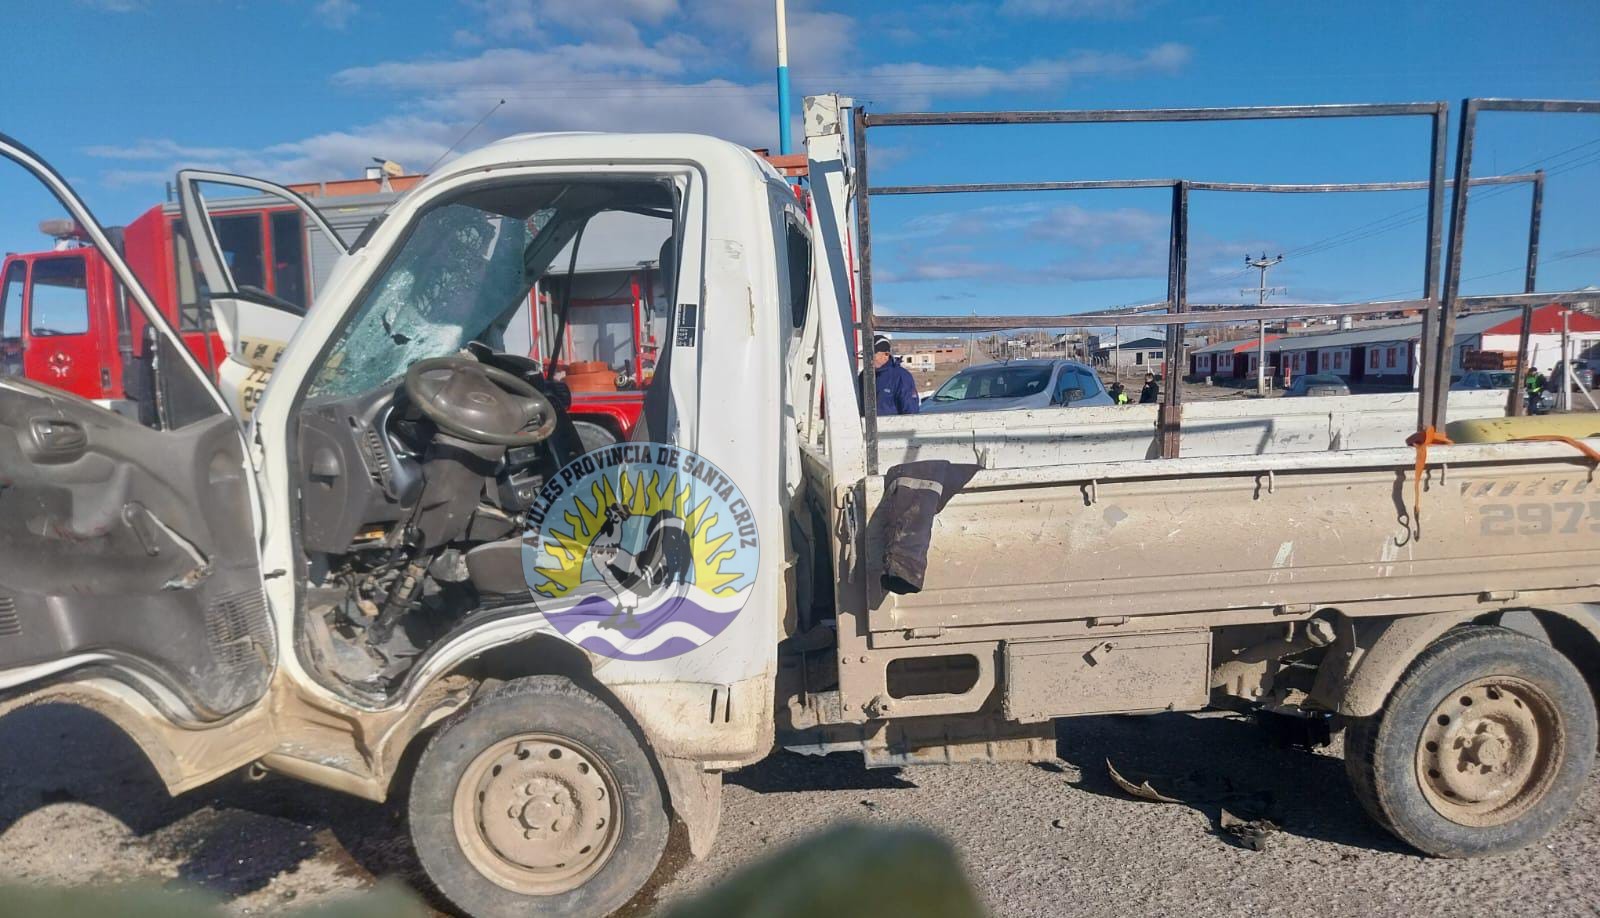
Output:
[1404, 426, 1453, 536]
[1512, 434, 1600, 464]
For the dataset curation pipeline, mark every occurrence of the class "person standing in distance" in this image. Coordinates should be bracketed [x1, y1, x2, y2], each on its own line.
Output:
[1139, 371, 1160, 404]
[861, 335, 920, 415]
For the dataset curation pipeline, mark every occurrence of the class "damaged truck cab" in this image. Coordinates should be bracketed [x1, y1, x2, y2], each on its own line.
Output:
[0, 130, 801, 917]
[2, 94, 1600, 918]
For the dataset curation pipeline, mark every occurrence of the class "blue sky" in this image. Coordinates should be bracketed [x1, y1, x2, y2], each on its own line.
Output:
[4, 0, 1598, 317]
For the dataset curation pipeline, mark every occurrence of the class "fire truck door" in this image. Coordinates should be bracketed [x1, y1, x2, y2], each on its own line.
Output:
[18, 252, 105, 400]
[177, 170, 349, 417]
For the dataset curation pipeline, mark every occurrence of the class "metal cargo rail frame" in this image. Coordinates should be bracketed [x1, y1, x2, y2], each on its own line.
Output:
[850, 98, 1600, 471]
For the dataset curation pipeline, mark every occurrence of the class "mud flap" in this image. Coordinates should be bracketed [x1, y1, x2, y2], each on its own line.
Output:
[658, 755, 724, 859]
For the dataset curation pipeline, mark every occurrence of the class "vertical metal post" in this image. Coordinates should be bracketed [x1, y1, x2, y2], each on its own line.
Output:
[1417, 101, 1450, 433]
[851, 105, 878, 476]
[1256, 319, 1267, 395]
[1509, 168, 1543, 415]
[1160, 180, 1188, 458]
[774, 0, 792, 154]
[1559, 307, 1573, 413]
[1429, 99, 1476, 431]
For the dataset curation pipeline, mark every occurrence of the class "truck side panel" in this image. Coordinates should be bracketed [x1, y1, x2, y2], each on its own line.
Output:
[867, 446, 1600, 638]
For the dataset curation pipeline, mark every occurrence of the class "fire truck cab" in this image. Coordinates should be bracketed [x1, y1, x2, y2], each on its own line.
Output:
[0, 175, 406, 419]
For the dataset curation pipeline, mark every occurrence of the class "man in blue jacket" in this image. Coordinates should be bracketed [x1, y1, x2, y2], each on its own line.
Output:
[861, 335, 920, 415]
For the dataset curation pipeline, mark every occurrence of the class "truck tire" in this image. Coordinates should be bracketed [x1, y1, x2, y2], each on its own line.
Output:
[1343, 625, 1595, 857]
[408, 676, 669, 917]
[572, 420, 618, 453]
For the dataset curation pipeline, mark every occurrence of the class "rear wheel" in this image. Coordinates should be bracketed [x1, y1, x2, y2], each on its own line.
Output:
[409, 676, 668, 917]
[1344, 625, 1595, 857]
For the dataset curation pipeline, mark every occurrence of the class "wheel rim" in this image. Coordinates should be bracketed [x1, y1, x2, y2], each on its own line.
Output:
[1414, 676, 1565, 827]
[452, 733, 623, 896]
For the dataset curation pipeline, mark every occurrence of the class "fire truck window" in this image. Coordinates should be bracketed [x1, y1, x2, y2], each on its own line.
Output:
[271, 211, 308, 309]
[213, 213, 266, 292]
[565, 274, 635, 372]
[1, 262, 23, 343]
[29, 257, 90, 336]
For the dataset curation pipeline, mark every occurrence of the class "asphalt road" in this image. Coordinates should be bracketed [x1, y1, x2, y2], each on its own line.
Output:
[1, 704, 1596, 917]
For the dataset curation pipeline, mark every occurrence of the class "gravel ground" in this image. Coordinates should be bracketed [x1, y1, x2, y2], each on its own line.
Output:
[2, 703, 1597, 917]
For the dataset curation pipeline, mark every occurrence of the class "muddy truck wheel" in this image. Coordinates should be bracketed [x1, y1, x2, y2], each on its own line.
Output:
[1344, 625, 1596, 857]
[408, 676, 669, 917]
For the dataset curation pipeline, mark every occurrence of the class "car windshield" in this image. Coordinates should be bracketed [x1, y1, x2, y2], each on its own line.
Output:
[933, 364, 1053, 401]
[309, 180, 674, 399]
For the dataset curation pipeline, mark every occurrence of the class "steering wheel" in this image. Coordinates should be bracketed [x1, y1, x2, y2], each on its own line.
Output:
[403, 355, 557, 446]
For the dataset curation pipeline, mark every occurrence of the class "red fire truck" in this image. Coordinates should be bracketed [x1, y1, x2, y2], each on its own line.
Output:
[0, 173, 416, 417]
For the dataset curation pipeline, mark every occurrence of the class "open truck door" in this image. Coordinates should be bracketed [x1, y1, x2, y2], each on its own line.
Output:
[0, 134, 276, 732]
[177, 169, 349, 417]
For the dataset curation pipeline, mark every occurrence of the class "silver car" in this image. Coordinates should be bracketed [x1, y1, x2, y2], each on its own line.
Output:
[1283, 373, 1352, 397]
[920, 358, 1113, 414]
[1451, 370, 1516, 391]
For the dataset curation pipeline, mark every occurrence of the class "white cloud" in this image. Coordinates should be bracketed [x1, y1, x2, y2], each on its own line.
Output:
[313, 0, 359, 29]
[334, 44, 692, 88]
[844, 44, 1192, 105]
[73, 0, 143, 11]
[682, 0, 858, 73]
[877, 202, 1273, 288]
[83, 138, 257, 162]
[78, 1, 1192, 199]
[462, 0, 679, 44]
[999, 0, 1143, 18]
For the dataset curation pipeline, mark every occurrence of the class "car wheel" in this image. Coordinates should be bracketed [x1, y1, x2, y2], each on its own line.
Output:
[409, 676, 669, 917]
[1343, 625, 1595, 857]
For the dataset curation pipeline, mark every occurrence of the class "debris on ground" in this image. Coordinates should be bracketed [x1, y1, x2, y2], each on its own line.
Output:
[1105, 759, 1182, 804]
[1219, 808, 1279, 851]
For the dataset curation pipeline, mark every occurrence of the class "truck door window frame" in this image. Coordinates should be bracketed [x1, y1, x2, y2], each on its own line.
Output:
[0, 260, 24, 373]
[26, 254, 92, 335]
[177, 170, 346, 315]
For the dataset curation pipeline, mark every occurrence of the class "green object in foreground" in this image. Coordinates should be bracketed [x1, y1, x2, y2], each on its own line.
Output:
[0, 824, 983, 918]
[661, 822, 987, 918]
[0, 879, 428, 918]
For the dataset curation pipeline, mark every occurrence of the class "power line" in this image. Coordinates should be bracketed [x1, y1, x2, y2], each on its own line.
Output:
[425, 98, 505, 174]
[1342, 245, 1600, 304]
[1278, 137, 1600, 262]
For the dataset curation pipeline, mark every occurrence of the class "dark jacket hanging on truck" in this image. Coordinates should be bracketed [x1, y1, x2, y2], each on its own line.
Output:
[878, 459, 980, 594]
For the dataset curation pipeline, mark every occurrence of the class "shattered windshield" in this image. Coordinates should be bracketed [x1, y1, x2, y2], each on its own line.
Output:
[309, 202, 545, 398]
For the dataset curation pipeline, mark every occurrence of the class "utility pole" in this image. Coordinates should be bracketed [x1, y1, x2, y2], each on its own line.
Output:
[774, 0, 792, 154]
[1242, 253, 1285, 396]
